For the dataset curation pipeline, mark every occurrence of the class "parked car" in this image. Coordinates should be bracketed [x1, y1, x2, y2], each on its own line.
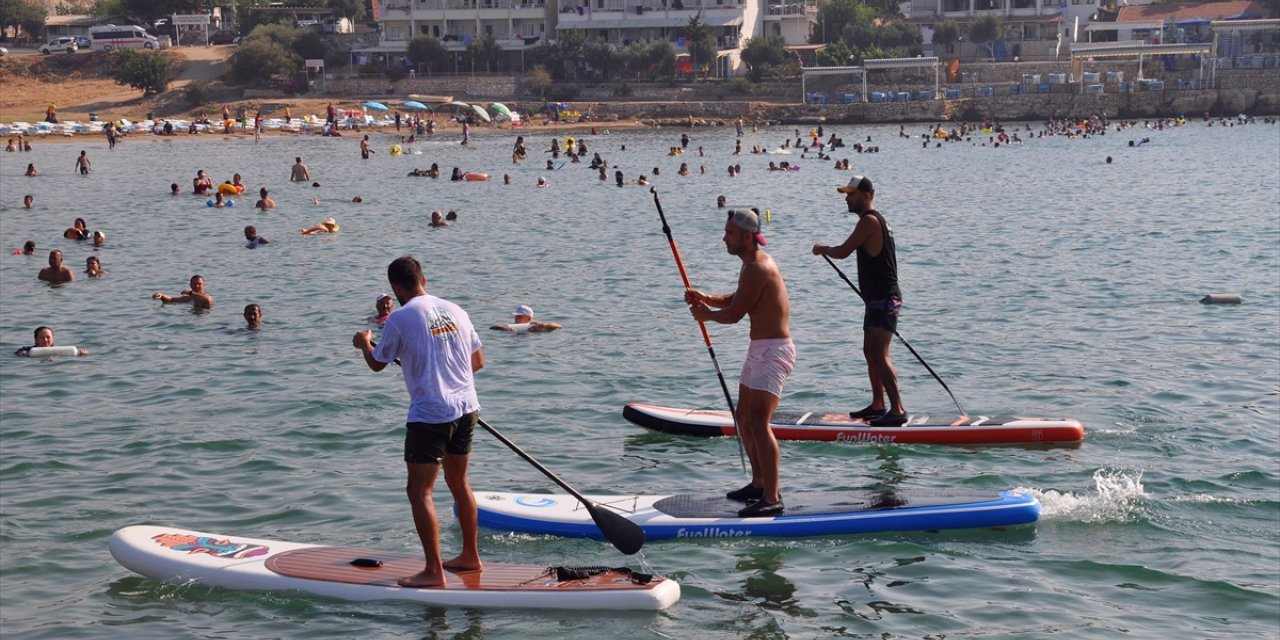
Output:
[40, 37, 78, 55]
[0, 46, 7, 57]
[208, 30, 240, 45]
[74, 35, 90, 48]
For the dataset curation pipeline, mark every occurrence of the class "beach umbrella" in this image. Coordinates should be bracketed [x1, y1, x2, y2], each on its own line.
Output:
[448, 100, 470, 108]
[489, 102, 511, 116]
[402, 101, 429, 111]
[471, 105, 491, 122]
[362, 101, 389, 112]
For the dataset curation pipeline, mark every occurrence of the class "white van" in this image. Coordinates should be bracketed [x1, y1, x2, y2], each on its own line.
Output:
[90, 24, 160, 51]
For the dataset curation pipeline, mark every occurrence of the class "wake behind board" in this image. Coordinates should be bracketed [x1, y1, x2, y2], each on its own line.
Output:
[109, 525, 679, 610]
[476, 490, 1039, 540]
[624, 403, 1084, 445]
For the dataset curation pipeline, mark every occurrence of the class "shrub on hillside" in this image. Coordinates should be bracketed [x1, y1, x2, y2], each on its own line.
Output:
[108, 49, 175, 96]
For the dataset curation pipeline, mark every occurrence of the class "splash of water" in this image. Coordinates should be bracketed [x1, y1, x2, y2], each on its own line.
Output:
[1015, 469, 1147, 522]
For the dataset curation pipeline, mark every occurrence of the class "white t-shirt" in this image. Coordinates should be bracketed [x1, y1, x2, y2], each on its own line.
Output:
[372, 294, 482, 424]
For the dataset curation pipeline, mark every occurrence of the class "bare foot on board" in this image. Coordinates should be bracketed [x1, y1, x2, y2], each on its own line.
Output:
[443, 555, 483, 572]
[397, 570, 446, 588]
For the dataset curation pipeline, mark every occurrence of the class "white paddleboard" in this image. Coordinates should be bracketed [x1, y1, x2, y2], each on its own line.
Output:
[110, 525, 680, 610]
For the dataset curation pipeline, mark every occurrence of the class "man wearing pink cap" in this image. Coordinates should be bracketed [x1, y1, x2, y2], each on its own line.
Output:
[685, 208, 794, 518]
[812, 175, 906, 426]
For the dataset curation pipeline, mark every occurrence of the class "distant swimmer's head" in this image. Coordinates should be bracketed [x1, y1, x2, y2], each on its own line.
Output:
[34, 326, 54, 347]
[375, 294, 393, 316]
[321, 217, 338, 232]
[351, 196, 362, 203]
[170, 183, 180, 194]
[717, 195, 727, 208]
[537, 176, 547, 187]
[311, 182, 320, 188]
[92, 231, 105, 246]
[22, 240, 35, 255]
[513, 305, 534, 322]
[445, 210, 457, 221]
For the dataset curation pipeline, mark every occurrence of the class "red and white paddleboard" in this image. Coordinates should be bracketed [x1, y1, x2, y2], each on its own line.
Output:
[110, 525, 679, 610]
[623, 402, 1084, 446]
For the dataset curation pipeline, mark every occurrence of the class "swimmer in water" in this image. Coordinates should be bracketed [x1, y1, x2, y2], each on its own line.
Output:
[717, 195, 727, 208]
[14, 326, 88, 356]
[153, 274, 214, 309]
[38, 250, 75, 283]
[244, 304, 262, 330]
[536, 176, 548, 188]
[212, 192, 227, 208]
[255, 187, 276, 209]
[290, 157, 310, 182]
[92, 230, 105, 247]
[244, 225, 269, 246]
[85, 256, 107, 277]
[25, 163, 38, 176]
[193, 170, 213, 194]
[430, 210, 449, 227]
[302, 218, 339, 235]
[369, 294, 393, 325]
[23, 194, 33, 208]
[15, 240, 36, 255]
[170, 183, 181, 195]
[490, 305, 561, 333]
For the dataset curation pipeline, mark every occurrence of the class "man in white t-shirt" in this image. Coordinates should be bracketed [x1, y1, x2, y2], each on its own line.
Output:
[353, 255, 485, 589]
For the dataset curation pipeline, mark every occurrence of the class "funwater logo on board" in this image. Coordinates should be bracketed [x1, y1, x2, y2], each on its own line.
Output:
[676, 527, 753, 538]
[835, 432, 897, 443]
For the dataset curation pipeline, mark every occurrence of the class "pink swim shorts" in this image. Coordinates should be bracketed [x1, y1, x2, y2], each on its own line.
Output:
[740, 338, 795, 398]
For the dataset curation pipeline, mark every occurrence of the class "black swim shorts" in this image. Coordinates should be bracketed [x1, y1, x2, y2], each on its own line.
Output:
[863, 299, 901, 334]
[404, 411, 478, 464]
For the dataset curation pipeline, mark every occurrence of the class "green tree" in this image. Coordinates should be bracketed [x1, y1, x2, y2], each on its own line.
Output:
[815, 38, 853, 66]
[554, 28, 586, 79]
[968, 14, 1002, 59]
[407, 35, 449, 73]
[107, 49, 175, 95]
[528, 63, 552, 99]
[98, 0, 201, 25]
[0, 0, 46, 42]
[227, 38, 300, 84]
[931, 18, 960, 54]
[328, 0, 365, 22]
[681, 12, 717, 78]
[466, 33, 503, 73]
[812, 0, 867, 44]
[585, 40, 622, 81]
[243, 23, 300, 49]
[740, 36, 790, 82]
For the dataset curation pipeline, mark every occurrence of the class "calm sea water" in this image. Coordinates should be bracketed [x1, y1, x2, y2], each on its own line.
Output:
[1, 119, 1277, 639]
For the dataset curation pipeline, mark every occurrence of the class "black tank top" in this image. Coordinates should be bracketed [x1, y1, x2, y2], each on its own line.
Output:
[856, 209, 901, 302]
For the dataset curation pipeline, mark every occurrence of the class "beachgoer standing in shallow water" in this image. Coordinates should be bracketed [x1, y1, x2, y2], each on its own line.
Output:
[352, 255, 486, 588]
[75, 150, 92, 175]
[291, 157, 310, 182]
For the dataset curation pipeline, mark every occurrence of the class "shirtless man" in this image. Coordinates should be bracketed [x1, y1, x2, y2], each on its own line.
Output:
[153, 274, 214, 309]
[684, 209, 794, 517]
[74, 150, 92, 175]
[255, 187, 276, 209]
[290, 157, 310, 182]
[360, 135, 374, 159]
[243, 304, 262, 330]
[244, 226, 269, 247]
[38, 250, 75, 283]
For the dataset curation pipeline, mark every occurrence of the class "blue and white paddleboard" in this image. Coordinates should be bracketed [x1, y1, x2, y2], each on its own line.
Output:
[475, 490, 1039, 540]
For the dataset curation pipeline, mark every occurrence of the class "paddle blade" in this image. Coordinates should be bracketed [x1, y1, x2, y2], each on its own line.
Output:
[584, 502, 645, 555]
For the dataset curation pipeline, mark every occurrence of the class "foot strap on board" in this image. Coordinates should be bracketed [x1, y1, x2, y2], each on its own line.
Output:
[552, 565, 654, 585]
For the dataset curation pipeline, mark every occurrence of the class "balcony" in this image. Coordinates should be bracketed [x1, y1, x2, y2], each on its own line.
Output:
[765, 1, 817, 18]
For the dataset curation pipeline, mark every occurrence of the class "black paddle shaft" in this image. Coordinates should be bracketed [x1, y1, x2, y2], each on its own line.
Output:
[820, 254, 967, 416]
[476, 418, 645, 556]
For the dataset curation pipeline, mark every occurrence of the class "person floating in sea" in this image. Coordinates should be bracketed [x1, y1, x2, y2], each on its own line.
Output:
[429, 211, 448, 228]
[684, 209, 794, 518]
[351, 255, 486, 588]
[244, 225, 269, 247]
[13, 240, 36, 256]
[193, 170, 213, 195]
[23, 194, 33, 208]
[38, 249, 75, 283]
[301, 218, 339, 235]
[243, 304, 262, 330]
[490, 305, 561, 333]
[153, 274, 214, 309]
[25, 163, 37, 177]
[63, 218, 88, 240]
[369, 294, 394, 325]
[15, 326, 88, 356]
[255, 188, 276, 209]
[85, 256, 107, 277]
[811, 175, 906, 426]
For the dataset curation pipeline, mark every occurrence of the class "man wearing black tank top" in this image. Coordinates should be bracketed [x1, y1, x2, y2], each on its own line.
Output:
[811, 175, 907, 426]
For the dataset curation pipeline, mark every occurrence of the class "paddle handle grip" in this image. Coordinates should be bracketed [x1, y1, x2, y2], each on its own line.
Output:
[666, 237, 714, 346]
